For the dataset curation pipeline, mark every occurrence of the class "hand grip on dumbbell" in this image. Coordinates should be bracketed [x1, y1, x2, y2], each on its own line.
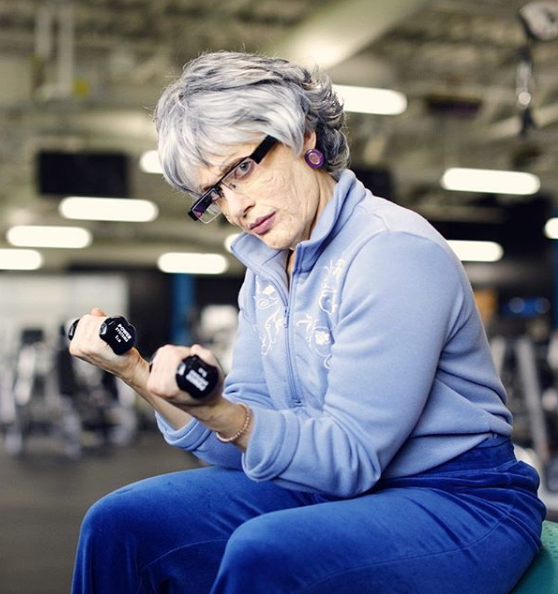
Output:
[149, 353, 220, 400]
[68, 316, 137, 355]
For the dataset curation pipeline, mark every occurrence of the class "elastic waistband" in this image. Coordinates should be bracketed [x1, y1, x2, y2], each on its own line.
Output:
[423, 435, 515, 475]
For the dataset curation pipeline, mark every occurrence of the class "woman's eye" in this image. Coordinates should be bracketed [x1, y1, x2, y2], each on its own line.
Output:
[231, 158, 255, 181]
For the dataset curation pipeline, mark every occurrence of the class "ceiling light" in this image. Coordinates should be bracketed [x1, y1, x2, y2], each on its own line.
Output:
[139, 150, 163, 174]
[59, 197, 159, 222]
[447, 240, 504, 262]
[224, 233, 241, 253]
[7, 225, 92, 249]
[544, 218, 558, 239]
[157, 252, 229, 275]
[441, 168, 541, 195]
[0, 249, 43, 270]
[332, 84, 407, 115]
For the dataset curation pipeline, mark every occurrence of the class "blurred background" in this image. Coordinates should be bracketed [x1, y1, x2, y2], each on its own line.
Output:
[1, 0, 558, 592]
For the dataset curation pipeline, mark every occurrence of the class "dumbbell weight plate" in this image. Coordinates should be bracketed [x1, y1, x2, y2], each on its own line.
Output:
[148, 352, 219, 400]
[67, 315, 136, 355]
[176, 355, 220, 399]
[68, 319, 79, 341]
[99, 316, 136, 355]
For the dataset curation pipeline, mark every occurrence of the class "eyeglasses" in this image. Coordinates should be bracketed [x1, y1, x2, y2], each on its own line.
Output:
[187, 135, 277, 223]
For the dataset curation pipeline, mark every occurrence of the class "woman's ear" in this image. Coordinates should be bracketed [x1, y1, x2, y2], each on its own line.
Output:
[303, 130, 317, 151]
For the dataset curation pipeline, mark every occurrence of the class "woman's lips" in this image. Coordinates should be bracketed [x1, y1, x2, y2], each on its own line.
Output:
[250, 212, 276, 235]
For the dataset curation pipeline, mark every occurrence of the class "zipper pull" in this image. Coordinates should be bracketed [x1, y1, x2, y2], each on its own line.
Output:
[284, 308, 289, 328]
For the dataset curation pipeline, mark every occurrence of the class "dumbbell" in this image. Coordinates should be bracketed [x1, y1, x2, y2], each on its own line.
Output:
[68, 315, 137, 355]
[149, 353, 219, 400]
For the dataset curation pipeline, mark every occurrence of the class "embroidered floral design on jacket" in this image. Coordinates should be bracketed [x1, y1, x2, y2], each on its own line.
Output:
[319, 258, 345, 315]
[296, 314, 333, 369]
[254, 279, 284, 356]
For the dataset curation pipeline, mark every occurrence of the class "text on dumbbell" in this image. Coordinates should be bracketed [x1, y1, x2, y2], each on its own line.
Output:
[115, 324, 133, 343]
[185, 370, 209, 391]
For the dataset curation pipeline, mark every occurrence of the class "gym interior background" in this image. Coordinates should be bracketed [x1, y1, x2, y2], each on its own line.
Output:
[1, 0, 558, 592]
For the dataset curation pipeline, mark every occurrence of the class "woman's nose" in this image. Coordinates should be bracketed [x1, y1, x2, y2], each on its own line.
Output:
[220, 185, 255, 221]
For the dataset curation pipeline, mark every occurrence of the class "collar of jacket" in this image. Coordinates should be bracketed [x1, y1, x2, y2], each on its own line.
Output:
[230, 169, 368, 275]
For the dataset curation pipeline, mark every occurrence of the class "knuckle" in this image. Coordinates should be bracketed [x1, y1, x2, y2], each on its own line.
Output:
[157, 344, 175, 359]
[80, 343, 96, 357]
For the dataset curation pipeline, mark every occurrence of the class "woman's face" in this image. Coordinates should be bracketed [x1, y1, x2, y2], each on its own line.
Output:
[195, 136, 335, 251]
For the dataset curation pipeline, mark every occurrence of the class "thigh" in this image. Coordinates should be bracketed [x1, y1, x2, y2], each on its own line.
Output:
[75, 466, 311, 593]
[215, 483, 542, 594]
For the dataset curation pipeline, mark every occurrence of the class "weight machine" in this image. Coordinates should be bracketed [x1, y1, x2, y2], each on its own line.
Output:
[0, 323, 138, 458]
[491, 332, 558, 512]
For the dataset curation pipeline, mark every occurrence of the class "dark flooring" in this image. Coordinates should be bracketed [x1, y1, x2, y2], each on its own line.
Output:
[0, 429, 200, 594]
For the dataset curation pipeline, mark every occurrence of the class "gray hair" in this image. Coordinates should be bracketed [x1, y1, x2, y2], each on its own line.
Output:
[153, 51, 350, 194]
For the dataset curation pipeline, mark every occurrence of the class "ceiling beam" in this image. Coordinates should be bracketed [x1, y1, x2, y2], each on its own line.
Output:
[268, 0, 432, 69]
[484, 102, 558, 142]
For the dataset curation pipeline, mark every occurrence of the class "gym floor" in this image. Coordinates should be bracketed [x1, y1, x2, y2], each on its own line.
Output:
[0, 429, 200, 594]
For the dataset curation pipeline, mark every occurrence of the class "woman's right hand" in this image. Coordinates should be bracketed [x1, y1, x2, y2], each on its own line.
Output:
[68, 307, 142, 383]
[147, 343, 224, 408]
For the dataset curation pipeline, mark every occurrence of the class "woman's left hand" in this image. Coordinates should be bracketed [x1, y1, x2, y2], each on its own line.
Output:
[147, 343, 225, 409]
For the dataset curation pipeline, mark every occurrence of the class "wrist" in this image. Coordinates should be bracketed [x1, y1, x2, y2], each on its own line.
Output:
[120, 349, 147, 386]
[215, 403, 251, 444]
[189, 396, 234, 426]
[191, 399, 251, 443]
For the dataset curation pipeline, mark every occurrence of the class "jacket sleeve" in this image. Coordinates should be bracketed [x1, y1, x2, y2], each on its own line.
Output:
[242, 232, 467, 496]
[156, 274, 274, 467]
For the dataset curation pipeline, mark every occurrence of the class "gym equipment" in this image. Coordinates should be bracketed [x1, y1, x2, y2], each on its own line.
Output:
[175, 355, 219, 399]
[1, 327, 82, 458]
[68, 315, 136, 355]
[491, 334, 558, 513]
[511, 520, 558, 593]
[149, 353, 219, 400]
[1, 321, 140, 459]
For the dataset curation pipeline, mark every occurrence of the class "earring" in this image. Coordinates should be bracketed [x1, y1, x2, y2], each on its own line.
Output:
[304, 148, 325, 169]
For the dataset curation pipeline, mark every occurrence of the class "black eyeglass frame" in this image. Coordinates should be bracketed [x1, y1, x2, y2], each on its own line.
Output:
[187, 135, 278, 222]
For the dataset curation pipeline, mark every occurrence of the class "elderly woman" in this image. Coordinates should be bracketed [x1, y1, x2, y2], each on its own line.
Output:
[70, 51, 545, 594]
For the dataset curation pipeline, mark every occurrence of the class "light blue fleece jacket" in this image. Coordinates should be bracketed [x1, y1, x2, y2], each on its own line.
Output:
[157, 170, 512, 497]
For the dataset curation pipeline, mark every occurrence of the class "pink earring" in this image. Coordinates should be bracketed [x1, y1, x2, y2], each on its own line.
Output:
[304, 148, 324, 169]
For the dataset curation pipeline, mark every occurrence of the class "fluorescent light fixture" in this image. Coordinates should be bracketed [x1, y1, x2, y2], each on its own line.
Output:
[0, 249, 43, 270]
[157, 252, 229, 275]
[7, 225, 92, 249]
[224, 233, 241, 253]
[332, 84, 407, 115]
[447, 240, 504, 262]
[139, 150, 163, 174]
[59, 197, 159, 222]
[441, 168, 541, 195]
[545, 218, 558, 239]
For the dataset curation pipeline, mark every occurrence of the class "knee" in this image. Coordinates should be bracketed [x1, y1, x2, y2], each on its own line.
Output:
[80, 485, 143, 544]
[221, 515, 292, 575]
[214, 514, 314, 592]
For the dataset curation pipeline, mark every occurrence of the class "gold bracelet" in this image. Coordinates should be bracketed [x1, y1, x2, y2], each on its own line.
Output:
[215, 402, 252, 444]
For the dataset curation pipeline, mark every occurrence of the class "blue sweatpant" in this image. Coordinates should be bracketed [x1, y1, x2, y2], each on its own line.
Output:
[71, 437, 546, 593]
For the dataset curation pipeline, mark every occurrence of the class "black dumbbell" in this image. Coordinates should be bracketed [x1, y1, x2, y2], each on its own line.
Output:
[68, 315, 137, 355]
[149, 353, 219, 400]
[176, 355, 220, 399]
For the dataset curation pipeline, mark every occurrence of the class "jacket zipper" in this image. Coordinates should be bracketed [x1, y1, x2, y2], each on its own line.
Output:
[283, 301, 301, 407]
[232, 244, 302, 408]
[284, 254, 303, 407]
